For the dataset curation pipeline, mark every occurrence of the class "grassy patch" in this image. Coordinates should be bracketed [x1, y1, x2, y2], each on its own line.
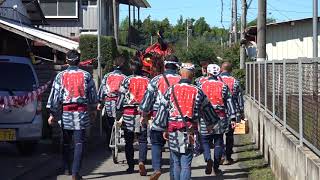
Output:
[237, 135, 275, 180]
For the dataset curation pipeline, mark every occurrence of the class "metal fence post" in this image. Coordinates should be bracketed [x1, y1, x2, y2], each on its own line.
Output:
[283, 59, 287, 129]
[249, 64, 252, 97]
[272, 60, 275, 120]
[253, 63, 256, 101]
[246, 63, 248, 94]
[265, 61, 267, 110]
[258, 62, 261, 107]
[298, 59, 303, 146]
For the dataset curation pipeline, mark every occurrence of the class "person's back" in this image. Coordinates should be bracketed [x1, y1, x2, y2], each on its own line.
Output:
[153, 63, 219, 180]
[219, 62, 244, 121]
[48, 52, 97, 130]
[219, 61, 243, 165]
[97, 56, 127, 150]
[116, 57, 150, 175]
[139, 55, 181, 179]
[47, 50, 97, 180]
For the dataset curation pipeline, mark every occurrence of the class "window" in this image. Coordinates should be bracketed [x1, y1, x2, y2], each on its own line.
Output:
[81, 0, 97, 6]
[39, 0, 78, 18]
[0, 63, 36, 91]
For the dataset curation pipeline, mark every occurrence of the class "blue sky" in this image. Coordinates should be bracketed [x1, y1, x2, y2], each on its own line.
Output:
[119, 0, 315, 28]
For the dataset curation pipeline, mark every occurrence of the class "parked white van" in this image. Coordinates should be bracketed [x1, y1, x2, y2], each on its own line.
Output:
[0, 56, 42, 154]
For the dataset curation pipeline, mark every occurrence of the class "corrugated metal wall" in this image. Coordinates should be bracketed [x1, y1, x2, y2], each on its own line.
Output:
[266, 21, 320, 60]
[39, 0, 115, 38]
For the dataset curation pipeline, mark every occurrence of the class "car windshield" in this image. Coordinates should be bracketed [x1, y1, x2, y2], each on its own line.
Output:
[0, 62, 36, 91]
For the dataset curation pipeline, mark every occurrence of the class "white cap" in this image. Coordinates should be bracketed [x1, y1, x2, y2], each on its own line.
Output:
[180, 63, 195, 71]
[207, 64, 221, 76]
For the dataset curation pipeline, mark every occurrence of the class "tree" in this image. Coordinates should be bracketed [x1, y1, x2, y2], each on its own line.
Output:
[247, 18, 276, 27]
[193, 17, 210, 36]
[119, 16, 129, 31]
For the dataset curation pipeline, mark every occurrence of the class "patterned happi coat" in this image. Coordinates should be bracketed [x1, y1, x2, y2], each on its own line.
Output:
[139, 69, 181, 131]
[98, 69, 126, 118]
[153, 79, 219, 154]
[47, 66, 98, 130]
[199, 77, 236, 135]
[195, 76, 209, 87]
[219, 72, 244, 121]
[116, 74, 150, 132]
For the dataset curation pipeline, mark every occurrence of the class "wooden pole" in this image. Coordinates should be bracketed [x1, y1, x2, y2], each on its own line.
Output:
[113, 0, 118, 46]
[128, 4, 131, 45]
[240, 0, 247, 69]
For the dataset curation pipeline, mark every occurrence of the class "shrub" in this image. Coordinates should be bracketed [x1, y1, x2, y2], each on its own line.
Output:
[232, 68, 246, 89]
[79, 35, 118, 70]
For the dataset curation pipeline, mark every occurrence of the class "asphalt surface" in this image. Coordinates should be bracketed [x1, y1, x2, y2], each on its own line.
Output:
[49, 136, 248, 180]
[0, 134, 249, 180]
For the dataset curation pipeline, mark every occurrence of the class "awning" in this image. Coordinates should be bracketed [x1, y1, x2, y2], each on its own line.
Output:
[119, 0, 151, 8]
[0, 18, 78, 53]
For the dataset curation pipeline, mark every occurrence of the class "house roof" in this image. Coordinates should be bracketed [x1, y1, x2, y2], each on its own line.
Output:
[265, 17, 319, 27]
[119, 0, 151, 8]
[247, 17, 320, 32]
[245, 17, 320, 39]
[22, 0, 46, 25]
[0, 17, 78, 53]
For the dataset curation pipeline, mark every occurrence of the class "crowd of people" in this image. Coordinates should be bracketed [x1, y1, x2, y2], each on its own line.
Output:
[46, 49, 244, 180]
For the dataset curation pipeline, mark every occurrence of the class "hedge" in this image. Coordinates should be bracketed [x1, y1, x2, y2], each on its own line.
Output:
[79, 35, 118, 70]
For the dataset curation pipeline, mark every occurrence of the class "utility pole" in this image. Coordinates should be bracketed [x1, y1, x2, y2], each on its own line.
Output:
[97, 0, 102, 136]
[257, 0, 266, 61]
[313, 0, 318, 57]
[229, 0, 233, 47]
[113, 0, 118, 46]
[232, 0, 238, 43]
[240, 0, 247, 69]
[186, 18, 191, 50]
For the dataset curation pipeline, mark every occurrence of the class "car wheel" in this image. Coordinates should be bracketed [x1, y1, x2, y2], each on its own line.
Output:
[16, 141, 38, 155]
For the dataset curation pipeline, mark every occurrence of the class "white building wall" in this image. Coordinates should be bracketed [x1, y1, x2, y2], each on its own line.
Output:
[266, 20, 320, 60]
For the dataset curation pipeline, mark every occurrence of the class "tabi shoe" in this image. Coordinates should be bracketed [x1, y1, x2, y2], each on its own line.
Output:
[72, 175, 83, 180]
[126, 167, 134, 174]
[220, 156, 225, 165]
[205, 159, 213, 175]
[139, 162, 147, 176]
[212, 168, 223, 176]
[150, 171, 161, 180]
[223, 158, 234, 165]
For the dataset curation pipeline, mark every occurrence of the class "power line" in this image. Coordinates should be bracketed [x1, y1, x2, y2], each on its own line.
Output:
[266, 2, 292, 20]
[248, 7, 311, 14]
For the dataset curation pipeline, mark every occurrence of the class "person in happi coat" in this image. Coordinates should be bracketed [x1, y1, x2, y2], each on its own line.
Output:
[47, 49, 98, 180]
[199, 64, 236, 175]
[219, 62, 244, 165]
[97, 56, 127, 149]
[153, 63, 219, 180]
[139, 55, 181, 180]
[116, 57, 150, 175]
[195, 59, 211, 87]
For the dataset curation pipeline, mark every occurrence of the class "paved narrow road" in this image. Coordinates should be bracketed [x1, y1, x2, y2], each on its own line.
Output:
[49, 135, 248, 180]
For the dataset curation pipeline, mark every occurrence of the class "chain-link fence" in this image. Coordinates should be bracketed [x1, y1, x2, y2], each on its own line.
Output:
[246, 58, 320, 156]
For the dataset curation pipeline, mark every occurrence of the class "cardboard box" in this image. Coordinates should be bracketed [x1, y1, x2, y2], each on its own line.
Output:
[234, 119, 249, 135]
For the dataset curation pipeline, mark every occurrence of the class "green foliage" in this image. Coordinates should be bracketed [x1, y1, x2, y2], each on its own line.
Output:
[79, 35, 118, 70]
[193, 17, 210, 36]
[221, 44, 241, 68]
[238, 134, 275, 180]
[118, 45, 136, 59]
[175, 39, 217, 64]
[233, 69, 246, 88]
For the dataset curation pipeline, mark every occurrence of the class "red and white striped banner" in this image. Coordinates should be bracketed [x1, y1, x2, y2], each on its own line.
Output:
[0, 80, 52, 110]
